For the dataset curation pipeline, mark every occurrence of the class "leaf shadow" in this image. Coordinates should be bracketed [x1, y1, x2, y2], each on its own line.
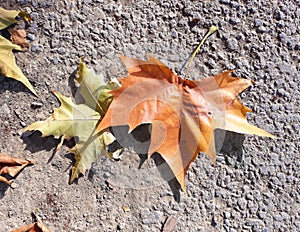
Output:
[110, 126, 245, 202]
[21, 131, 59, 152]
[67, 69, 79, 100]
[110, 124, 182, 201]
[0, 181, 10, 199]
[151, 153, 182, 202]
[0, 74, 34, 96]
[67, 68, 86, 106]
[21, 131, 75, 163]
[215, 129, 245, 165]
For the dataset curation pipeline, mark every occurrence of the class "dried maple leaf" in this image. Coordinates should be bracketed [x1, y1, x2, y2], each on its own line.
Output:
[8, 29, 29, 47]
[0, 8, 36, 96]
[96, 54, 274, 191]
[10, 221, 50, 232]
[0, 153, 34, 185]
[24, 60, 121, 183]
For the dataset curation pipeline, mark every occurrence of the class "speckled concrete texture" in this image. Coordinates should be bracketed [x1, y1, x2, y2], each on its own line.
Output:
[0, 0, 299, 231]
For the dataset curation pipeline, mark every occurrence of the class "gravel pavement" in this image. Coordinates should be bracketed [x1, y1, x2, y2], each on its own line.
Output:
[0, 0, 299, 231]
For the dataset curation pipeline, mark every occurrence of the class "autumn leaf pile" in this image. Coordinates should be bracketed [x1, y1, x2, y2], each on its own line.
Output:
[0, 6, 274, 189]
[0, 6, 274, 190]
[0, 7, 275, 231]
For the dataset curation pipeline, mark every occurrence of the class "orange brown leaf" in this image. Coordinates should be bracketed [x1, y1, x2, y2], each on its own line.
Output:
[8, 29, 29, 47]
[0, 153, 34, 185]
[96, 54, 274, 191]
[10, 221, 50, 232]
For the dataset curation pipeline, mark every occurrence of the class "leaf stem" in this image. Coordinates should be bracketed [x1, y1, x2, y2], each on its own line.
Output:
[180, 25, 218, 80]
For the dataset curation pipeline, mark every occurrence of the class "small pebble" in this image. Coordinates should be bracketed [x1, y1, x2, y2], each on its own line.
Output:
[257, 26, 267, 33]
[254, 19, 262, 27]
[1, 104, 10, 114]
[26, 33, 35, 41]
[224, 211, 231, 219]
[237, 198, 247, 210]
[20, 121, 27, 127]
[31, 102, 43, 108]
[226, 38, 239, 51]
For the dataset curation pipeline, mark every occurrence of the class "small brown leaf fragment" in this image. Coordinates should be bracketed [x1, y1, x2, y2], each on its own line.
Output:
[10, 223, 34, 232]
[162, 216, 177, 232]
[10, 221, 51, 232]
[8, 29, 29, 47]
[272, 96, 279, 102]
[0, 153, 34, 185]
[0, 175, 12, 185]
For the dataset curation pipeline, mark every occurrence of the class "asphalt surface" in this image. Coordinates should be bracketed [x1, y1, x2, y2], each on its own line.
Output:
[0, 0, 299, 231]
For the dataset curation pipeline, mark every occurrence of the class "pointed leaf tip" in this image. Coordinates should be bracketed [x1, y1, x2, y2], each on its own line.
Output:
[0, 35, 37, 96]
[0, 153, 34, 185]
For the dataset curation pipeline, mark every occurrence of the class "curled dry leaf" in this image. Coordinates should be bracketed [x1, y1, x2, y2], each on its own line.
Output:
[8, 29, 29, 47]
[97, 54, 275, 191]
[0, 153, 34, 185]
[10, 221, 50, 232]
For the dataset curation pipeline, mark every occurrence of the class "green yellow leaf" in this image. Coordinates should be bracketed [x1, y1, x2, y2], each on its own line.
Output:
[25, 91, 100, 150]
[77, 58, 121, 116]
[68, 62, 122, 182]
[69, 131, 121, 183]
[25, 60, 122, 183]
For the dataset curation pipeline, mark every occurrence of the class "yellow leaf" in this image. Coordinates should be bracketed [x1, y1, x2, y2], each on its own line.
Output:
[69, 131, 121, 183]
[0, 7, 30, 30]
[0, 36, 37, 95]
[0, 8, 36, 95]
[0, 8, 19, 29]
